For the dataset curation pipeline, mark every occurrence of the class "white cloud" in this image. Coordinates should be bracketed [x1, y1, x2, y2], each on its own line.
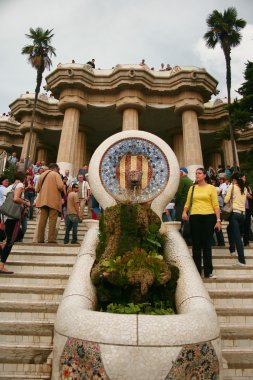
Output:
[0, 0, 253, 112]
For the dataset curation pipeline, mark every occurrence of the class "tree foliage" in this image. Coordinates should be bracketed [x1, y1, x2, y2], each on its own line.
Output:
[21, 27, 56, 167]
[203, 7, 246, 102]
[204, 7, 246, 167]
[21, 27, 56, 94]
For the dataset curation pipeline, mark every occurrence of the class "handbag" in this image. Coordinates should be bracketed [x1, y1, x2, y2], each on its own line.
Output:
[0, 184, 21, 220]
[182, 185, 195, 240]
[221, 185, 234, 221]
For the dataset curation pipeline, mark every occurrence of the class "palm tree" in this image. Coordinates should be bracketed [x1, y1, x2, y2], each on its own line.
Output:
[21, 27, 56, 169]
[203, 7, 246, 169]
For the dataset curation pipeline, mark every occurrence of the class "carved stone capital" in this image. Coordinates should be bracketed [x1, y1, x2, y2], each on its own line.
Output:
[174, 99, 204, 115]
[58, 89, 87, 112]
[116, 90, 146, 112]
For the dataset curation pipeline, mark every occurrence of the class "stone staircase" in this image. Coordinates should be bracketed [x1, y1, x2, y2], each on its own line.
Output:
[0, 220, 252, 379]
[204, 246, 253, 380]
[0, 220, 87, 380]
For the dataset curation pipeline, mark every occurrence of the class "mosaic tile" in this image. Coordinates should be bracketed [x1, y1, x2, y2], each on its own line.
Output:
[100, 137, 170, 203]
[165, 341, 219, 380]
[60, 338, 110, 379]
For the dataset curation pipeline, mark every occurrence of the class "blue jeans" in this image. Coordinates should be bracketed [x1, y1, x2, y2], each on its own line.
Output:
[25, 192, 35, 219]
[64, 214, 79, 243]
[227, 212, 246, 264]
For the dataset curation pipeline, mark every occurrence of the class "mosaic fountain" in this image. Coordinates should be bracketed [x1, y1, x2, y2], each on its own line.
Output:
[51, 130, 222, 380]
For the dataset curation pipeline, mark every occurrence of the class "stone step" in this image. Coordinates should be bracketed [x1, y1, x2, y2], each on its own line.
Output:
[0, 321, 54, 336]
[216, 307, 253, 317]
[9, 253, 76, 264]
[220, 324, 253, 348]
[204, 276, 253, 290]
[0, 284, 64, 301]
[13, 243, 79, 253]
[0, 334, 53, 345]
[0, 343, 52, 364]
[0, 375, 50, 380]
[6, 260, 73, 273]
[0, 300, 58, 322]
[224, 377, 253, 380]
[0, 363, 51, 380]
[222, 348, 253, 369]
[212, 265, 253, 276]
[209, 290, 253, 307]
[212, 257, 253, 265]
[0, 272, 69, 286]
[0, 300, 59, 313]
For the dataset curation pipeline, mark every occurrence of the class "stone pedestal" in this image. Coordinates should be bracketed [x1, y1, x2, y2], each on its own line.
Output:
[57, 107, 80, 175]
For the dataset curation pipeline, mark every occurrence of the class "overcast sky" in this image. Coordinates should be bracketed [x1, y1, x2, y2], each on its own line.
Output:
[0, 0, 252, 113]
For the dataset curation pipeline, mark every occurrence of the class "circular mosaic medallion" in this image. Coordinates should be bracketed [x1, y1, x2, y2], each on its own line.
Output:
[99, 137, 169, 203]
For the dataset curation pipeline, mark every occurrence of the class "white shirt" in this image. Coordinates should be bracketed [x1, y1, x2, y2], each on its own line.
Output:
[77, 181, 90, 199]
[219, 183, 229, 196]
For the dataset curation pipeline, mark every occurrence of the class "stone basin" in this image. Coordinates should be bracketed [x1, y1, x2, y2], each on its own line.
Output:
[51, 221, 221, 380]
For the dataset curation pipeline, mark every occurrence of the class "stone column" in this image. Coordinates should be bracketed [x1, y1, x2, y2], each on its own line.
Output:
[175, 95, 204, 180]
[210, 152, 222, 170]
[57, 89, 87, 176]
[173, 134, 184, 167]
[57, 107, 80, 176]
[116, 90, 146, 131]
[21, 131, 37, 163]
[37, 147, 47, 163]
[222, 140, 239, 167]
[122, 108, 139, 131]
[73, 130, 87, 176]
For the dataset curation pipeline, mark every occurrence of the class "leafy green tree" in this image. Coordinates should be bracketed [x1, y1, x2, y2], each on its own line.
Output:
[204, 7, 246, 168]
[230, 61, 253, 185]
[21, 27, 56, 169]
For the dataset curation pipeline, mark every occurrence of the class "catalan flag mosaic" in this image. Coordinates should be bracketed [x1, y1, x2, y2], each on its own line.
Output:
[100, 137, 169, 203]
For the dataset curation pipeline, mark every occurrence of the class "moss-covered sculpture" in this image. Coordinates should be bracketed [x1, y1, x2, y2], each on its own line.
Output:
[91, 203, 179, 313]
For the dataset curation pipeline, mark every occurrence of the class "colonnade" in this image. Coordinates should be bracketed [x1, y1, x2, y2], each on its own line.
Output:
[19, 92, 235, 179]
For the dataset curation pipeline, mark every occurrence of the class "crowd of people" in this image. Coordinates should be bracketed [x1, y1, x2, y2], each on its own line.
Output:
[0, 153, 102, 274]
[0, 153, 252, 279]
[168, 165, 252, 278]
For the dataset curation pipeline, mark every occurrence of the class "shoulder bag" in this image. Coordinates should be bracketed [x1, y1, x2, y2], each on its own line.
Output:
[0, 184, 21, 220]
[182, 185, 195, 240]
[221, 185, 234, 221]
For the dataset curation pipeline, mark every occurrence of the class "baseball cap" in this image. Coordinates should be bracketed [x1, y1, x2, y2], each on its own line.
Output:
[180, 167, 188, 174]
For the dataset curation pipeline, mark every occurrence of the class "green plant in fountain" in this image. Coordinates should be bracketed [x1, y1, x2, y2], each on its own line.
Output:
[91, 203, 179, 314]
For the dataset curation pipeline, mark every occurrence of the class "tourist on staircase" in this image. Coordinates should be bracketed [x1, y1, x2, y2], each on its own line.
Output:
[211, 178, 225, 246]
[35, 163, 64, 244]
[64, 183, 82, 245]
[242, 174, 253, 248]
[0, 176, 9, 254]
[24, 171, 36, 220]
[76, 174, 91, 220]
[224, 173, 248, 265]
[182, 167, 221, 279]
[0, 172, 30, 274]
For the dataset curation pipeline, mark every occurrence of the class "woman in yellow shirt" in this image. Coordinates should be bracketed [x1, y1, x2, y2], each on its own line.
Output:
[182, 168, 221, 278]
[224, 172, 247, 265]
